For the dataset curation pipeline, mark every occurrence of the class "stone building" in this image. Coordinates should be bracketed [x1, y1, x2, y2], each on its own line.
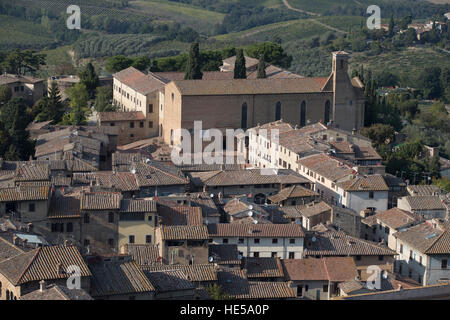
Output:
[0, 73, 45, 106]
[109, 52, 364, 148]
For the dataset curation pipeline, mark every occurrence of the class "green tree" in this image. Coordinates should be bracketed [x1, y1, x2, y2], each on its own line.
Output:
[234, 49, 246, 79]
[34, 81, 66, 124]
[388, 15, 395, 37]
[206, 284, 230, 300]
[105, 55, 134, 73]
[5, 145, 20, 161]
[79, 63, 99, 98]
[94, 86, 116, 112]
[257, 54, 266, 79]
[1, 49, 46, 75]
[63, 83, 90, 125]
[360, 124, 395, 146]
[245, 42, 292, 68]
[184, 42, 203, 80]
[0, 98, 34, 159]
[131, 56, 151, 72]
[419, 67, 441, 99]
[0, 85, 12, 105]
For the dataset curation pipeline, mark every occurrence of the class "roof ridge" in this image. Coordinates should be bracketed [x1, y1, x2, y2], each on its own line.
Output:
[425, 230, 447, 254]
[148, 163, 187, 184]
[322, 258, 331, 281]
[0, 235, 25, 255]
[17, 247, 41, 285]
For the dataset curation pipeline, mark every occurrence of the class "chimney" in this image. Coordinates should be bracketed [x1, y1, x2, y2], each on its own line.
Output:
[27, 223, 33, 233]
[22, 238, 28, 248]
[64, 239, 70, 247]
[397, 284, 403, 291]
[39, 280, 46, 292]
[352, 128, 356, 136]
[56, 262, 63, 275]
[12, 235, 19, 246]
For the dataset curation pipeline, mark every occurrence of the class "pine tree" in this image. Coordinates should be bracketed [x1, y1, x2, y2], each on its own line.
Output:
[35, 81, 65, 124]
[234, 49, 246, 79]
[257, 54, 266, 79]
[184, 42, 203, 80]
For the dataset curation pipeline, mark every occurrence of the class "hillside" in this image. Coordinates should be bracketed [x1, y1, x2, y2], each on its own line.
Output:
[0, 0, 449, 80]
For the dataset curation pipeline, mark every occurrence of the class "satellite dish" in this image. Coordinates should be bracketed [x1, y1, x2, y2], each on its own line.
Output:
[208, 256, 214, 263]
[264, 202, 268, 207]
[238, 254, 243, 260]
[253, 220, 258, 225]
[131, 169, 136, 174]
[247, 211, 253, 217]
[210, 194, 214, 198]
[248, 205, 253, 210]
[382, 272, 388, 279]
[146, 158, 151, 164]
[312, 236, 317, 242]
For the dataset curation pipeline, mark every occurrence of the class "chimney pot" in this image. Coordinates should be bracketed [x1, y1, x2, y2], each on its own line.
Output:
[39, 280, 46, 292]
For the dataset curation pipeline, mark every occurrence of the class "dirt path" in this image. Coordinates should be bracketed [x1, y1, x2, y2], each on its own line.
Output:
[282, 0, 348, 34]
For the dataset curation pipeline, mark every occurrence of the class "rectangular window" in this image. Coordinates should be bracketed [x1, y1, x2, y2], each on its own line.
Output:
[378, 255, 384, 261]
[442, 259, 448, 269]
[108, 212, 114, 223]
[130, 122, 134, 128]
[253, 252, 259, 258]
[108, 239, 114, 247]
[369, 191, 374, 199]
[238, 238, 244, 244]
[289, 239, 295, 244]
[129, 235, 135, 244]
[272, 238, 278, 244]
[289, 252, 295, 259]
[149, 121, 153, 128]
[28, 203, 35, 212]
[254, 238, 260, 244]
[323, 285, 328, 293]
[146, 235, 152, 244]
[140, 121, 144, 128]
[149, 104, 153, 113]
[223, 238, 228, 244]
[400, 244, 403, 254]
[271, 252, 277, 258]
[66, 223, 73, 233]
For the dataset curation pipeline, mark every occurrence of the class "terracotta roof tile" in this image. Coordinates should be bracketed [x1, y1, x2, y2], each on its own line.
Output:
[161, 225, 209, 240]
[80, 192, 122, 210]
[89, 259, 154, 297]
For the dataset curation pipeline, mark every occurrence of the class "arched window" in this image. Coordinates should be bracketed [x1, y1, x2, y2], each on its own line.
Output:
[6, 289, 10, 301]
[275, 102, 281, 121]
[324, 100, 331, 124]
[300, 101, 306, 127]
[170, 129, 174, 146]
[241, 103, 248, 129]
[160, 124, 163, 137]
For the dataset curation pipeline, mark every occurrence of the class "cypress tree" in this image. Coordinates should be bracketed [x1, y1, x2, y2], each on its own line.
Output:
[185, 42, 203, 80]
[388, 15, 395, 37]
[234, 49, 246, 79]
[257, 54, 266, 79]
[79, 62, 99, 99]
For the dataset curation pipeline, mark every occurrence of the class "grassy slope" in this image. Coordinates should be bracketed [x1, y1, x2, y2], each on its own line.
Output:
[0, 15, 55, 49]
[351, 47, 450, 86]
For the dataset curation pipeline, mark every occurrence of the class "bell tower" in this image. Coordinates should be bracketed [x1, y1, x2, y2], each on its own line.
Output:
[331, 51, 363, 131]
